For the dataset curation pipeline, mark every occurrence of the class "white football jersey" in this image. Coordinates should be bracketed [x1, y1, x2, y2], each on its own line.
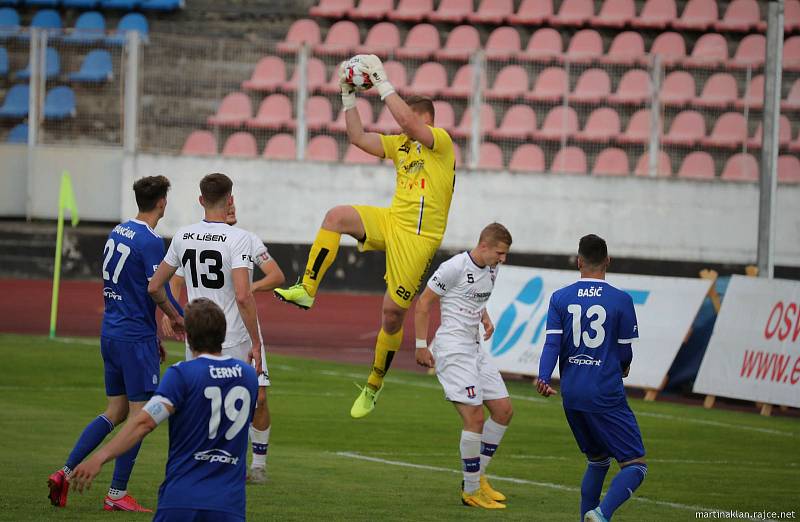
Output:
[428, 251, 497, 354]
[164, 220, 253, 348]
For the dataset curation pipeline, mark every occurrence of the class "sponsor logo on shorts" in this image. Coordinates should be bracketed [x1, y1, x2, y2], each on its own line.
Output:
[465, 385, 476, 399]
[568, 354, 602, 366]
[193, 449, 239, 466]
[152, 374, 158, 384]
[103, 287, 123, 301]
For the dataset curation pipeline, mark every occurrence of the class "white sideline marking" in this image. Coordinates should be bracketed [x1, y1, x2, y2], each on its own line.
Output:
[637, 411, 796, 438]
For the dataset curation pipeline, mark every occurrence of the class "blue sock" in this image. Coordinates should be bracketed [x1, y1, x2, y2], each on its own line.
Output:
[65, 415, 115, 471]
[599, 463, 648, 520]
[581, 457, 611, 520]
[110, 440, 142, 490]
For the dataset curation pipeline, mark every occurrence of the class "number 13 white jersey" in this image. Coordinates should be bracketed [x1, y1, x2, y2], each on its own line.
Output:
[164, 220, 252, 348]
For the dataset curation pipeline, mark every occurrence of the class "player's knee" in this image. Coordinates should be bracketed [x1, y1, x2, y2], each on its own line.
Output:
[103, 407, 128, 426]
[321, 207, 347, 231]
[382, 309, 405, 333]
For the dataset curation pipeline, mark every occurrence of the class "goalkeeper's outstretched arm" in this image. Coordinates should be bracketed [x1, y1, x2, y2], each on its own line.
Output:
[345, 106, 384, 157]
[384, 93, 434, 149]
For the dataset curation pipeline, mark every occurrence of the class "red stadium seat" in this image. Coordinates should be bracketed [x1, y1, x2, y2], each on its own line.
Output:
[349, 0, 393, 20]
[701, 112, 747, 149]
[286, 96, 332, 131]
[328, 98, 374, 133]
[608, 69, 650, 105]
[693, 73, 738, 108]
[548, 0, 593, 27]
[644, 32, 686, 66]
[277, 19, 321, 54]
[477, 142, 504, 170]
[592, 147, 629, 176]
[396, 23, 439, 60]
[452, 141, 463, 166]
[428, 0, 472, 23]
[452, 103, 495, 138]
[616, 109, 652, 145]
[672, 0, 718, 31]
[280, 57, 326, 92]
[748, 115, 792, 149]
[736, 74, 764, 110]
[524, 67, 567, 102]
[591, 0, 635, 28]
[560, 29, 603, 64]
[660, 71, 696, 107]
[365, 60, 407, 97]
[441, 64, 483, 99]
[784, 36, 800, 71]
[730, 34, 766, 70]
[632, 0, 677, 29]
[715, 0, 761, 32]
[246, 94, 292, 130]
[310, 0, 354, 18]
[344, 144, 380, 164]
[785, 0, 800, 32]
[319, 66, 343, 95]
[790, 134, 800, 152]
[575, 107, 621, 143]
[222, 132, 257, 158]
[315, 21, 360, 57]
[663, 110, 706, 146]
[489, 104, 536, 140]
[533, 106, 579, 141]
[682, 33, 728, 68]
[484, 26, 521, 61]
[181, 130, 217, 156]
[434, 25, 480, 61]
[467, 0, 513, 24]
[207, 92, 251, 128]
[600, 31, 645, 65]
[551, 146, 588, 174]
[484, 65, 528, 100]
[508, 0, 552, 25]
[677, 151, 716, 179]
[355, 22, 400, 58]
[720, 153, 759, 181]
[401, 61, 447, 97]
[306, 135, 339, 162]
[569, 68, 611, 104]
[433, 100, 456, 131]
[369, 105, 401, 133]
[242, 56, 286, 92]
[388, 0, 432, 22]
[262, 133, 296, 160]
[508, 143, 545, 172]
[783, 79, 800, 111]
[778, 155, 800, 182]
[518, 28, 562, 63]
[634, 150, 673, 177]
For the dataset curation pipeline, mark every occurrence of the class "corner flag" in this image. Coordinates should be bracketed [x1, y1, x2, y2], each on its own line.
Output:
[49, 171, 80, 339]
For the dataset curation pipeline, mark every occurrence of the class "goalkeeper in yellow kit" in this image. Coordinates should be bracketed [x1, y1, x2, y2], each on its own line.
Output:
[275, 54, 456, 418]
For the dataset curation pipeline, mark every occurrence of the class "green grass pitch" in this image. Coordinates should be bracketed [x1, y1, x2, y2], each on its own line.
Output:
[0, 333, 797, 521]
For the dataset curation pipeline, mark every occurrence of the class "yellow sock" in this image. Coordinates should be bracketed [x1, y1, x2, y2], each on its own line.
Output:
[302, 228, 341, 297]
[367, 328, 403, 390]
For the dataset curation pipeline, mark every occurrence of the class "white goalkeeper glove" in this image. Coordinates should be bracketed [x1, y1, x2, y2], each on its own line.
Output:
[338, 61, 357, 110]
[359, 54, 395, 100]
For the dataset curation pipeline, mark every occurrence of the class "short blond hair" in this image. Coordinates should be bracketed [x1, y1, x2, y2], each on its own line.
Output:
[479, 222, 512, 246]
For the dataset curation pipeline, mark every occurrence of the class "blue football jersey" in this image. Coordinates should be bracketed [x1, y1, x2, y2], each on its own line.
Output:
[544, 278, 639, 412]
[153, 354, 258, 516]
[100, 219, 167, 341]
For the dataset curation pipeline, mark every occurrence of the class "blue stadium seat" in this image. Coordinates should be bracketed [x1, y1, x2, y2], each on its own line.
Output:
[0, 7, 20, 38]
[17, 9, 62, 39]
[26, 0, 60, 7]
[6, 122, 27, 142]
[16, 46, 59, 79]
[0, 0, 20, 6]
[68, 49, 111, 82]
[0, 47, 7, 75]
[43, 85, 75, 119]
[139, 0, 182, 11]
[62, 11, 105, 44]
[63, 0, 98, 7]
[0, 84, 29, 118]
[100, 0, 137, 8]
[106, 12, 147, 45]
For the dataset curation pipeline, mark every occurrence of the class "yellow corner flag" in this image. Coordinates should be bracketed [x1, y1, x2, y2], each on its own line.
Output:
[49, 171, 80, 339]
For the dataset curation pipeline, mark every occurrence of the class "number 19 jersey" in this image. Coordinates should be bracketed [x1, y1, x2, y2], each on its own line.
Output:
[163, 221, 252, 348]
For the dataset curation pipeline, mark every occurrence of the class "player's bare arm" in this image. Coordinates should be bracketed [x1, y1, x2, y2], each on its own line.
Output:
[481, 309, 495, 341]
[535, 378, 558, 397]
[233, 267, 262, 373]
[148, 261, 184, 335]
[251, 258, 285, 293]
[161, 274, 186, 339]
[413, 287, 439, 368]
[344, 104, 384, 157]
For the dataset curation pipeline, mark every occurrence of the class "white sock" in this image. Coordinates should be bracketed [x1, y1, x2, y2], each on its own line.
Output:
[250, 425, 270, 469]
[107, 487, 126, 500]
[460, 430, 482, 493]
[480, 418, 508, 475]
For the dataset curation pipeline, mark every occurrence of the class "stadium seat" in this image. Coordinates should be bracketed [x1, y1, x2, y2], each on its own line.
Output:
[560, 29, 603, 64]
[181, 130, 217, 156]
[569, 68, 611, 104]
[26, 0, 58, 7]
[508, 143, 545, 172]
[106, 13, 148, 45]
[16, 46, 59, 80]
[517, 28, 562, 63]
[452, 103, 495, 138]
[428, 0, 472, 23]
[632, 0, 676, 29]
[634, 150, 672, 177]
[484, 26, 521, 61]
[0, 46, 6, 76]
[434, 25, 480, 61]
[452, 141, 462, 166]
[507, 0, 552, 25]
[477, 142, 503, 170]
[778, 155, 800, 182]
[592, 147, 629, 176]
[43, 86, 76, 120]
[574, 107, 621, 143]
[6, 122, 26, 143]
[524, 66, 567, 102]
[277, 19, 320, 54]
[663, 110, 706, 146]
[616, 108, 651, 145]
[309, 0, 353, 18]
[591, 0, 635, 28]
[551, 146, 587, 174]
[784, 79, 800, 111]
[715, 0, 761, 32]
[791, 133, 800, 152]
[488, 104, 536, 140]
[68, 49, 113, 83]
[262, 133, 296, 160]
[246, 93, 292, 130]
[0, 7, 19, 38]
[319, 66, 343, 95]
[548, 0, 593, 27]
[607, 69, 650, 105]
[286, 96, 332, 131]
[484, 65, 528, 100]
[672, 0, 718, 31]
[644, 32, 686, 66]
[349, 0, 393, 20]
[785, 0, 800, 32]
[328, 97, 373, 133]
[222, 132, 257, 158]
[306, 135, 339, 162]
[207, 92, 252, 128]
[63, 11, 105, 44]
[693, 73, 738, 108]
[396, 23, 439, 59]
[280, 57, 325, 92]
[369, 105, 401, 133]
[599, 31, 645, 65]
[400, 61, 447, 97]
[315, 21, 359, 57]
[720, 152, 758, 181]
[242, 56, 286, 92]
[783, 36, 800, 71]
[440, 63, 482, 98]
[388, 0, 431, 22]
[139, 0, 183, 11]
[344, 144, 380, 164]
[677, 150, 715, 179]
[354, 22, 400, 58]
[433, 100, 455, 131]
[532, 106, 579, 141]
[468, 0, 513, 24]
[730, 34, 766, 70]
[701, 112, 747, 149]
[63, 0, 98, 7]
[0, 84, 27, 118]
[748, 115, 792, 149]
[100, 0, 139, 9]
[660, 71, 695, 107]
[736, 74, 764, 110]
[682, 33, 728, 68]
[364, 60, 406, 96]
[20, 9, 62, 38]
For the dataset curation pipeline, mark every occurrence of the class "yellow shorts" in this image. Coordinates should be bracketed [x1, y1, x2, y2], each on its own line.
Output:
[353, 205, 440, 309]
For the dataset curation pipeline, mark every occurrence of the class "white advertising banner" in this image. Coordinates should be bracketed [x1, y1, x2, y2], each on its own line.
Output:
[481, 266, 711, 390]
[693, 275, 800, 408]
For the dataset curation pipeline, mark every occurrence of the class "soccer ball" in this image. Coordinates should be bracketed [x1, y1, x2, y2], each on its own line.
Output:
[341, 56, 373, 92]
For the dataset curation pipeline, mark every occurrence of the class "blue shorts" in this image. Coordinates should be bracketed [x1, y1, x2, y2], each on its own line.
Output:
[100, 336, 159, 402]
[154, 508, 244, 522]
[564, 404, 645, 463]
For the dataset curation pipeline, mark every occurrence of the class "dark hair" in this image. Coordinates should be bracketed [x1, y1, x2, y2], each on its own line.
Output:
[132, 175, 170, 212]
[479, 222, 512, 246]
[199, 173, 233, 208]
[578, 234, 608, 266]
[184, 298, 226, 354]
[406, 95, 435, 121]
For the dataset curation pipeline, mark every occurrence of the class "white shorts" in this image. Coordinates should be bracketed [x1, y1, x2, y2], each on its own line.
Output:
[432, 344, 508, 406]
[185, 339, 270, 387]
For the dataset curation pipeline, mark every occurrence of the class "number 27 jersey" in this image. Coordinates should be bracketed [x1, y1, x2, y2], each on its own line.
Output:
[163, 220, 252, 348]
